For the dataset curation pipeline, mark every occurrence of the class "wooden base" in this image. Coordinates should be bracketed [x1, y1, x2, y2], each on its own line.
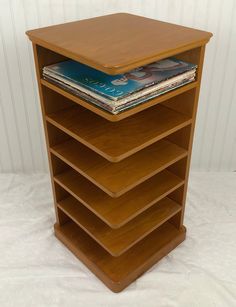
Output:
[54, 221, 186, 292]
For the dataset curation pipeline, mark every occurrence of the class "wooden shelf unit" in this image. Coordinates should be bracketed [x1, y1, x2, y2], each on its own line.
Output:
[26, 13, 212, 292]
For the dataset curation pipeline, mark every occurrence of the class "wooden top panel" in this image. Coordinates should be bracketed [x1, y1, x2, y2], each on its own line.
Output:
[27, 13, 212, 74]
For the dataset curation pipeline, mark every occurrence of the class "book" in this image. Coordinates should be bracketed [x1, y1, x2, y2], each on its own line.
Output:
[43, 58, 197, 106]
[44, 73, 195, 114]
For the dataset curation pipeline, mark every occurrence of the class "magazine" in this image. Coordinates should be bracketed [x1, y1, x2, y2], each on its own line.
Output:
[43, 58, 197, 104]
[44, 74, 195, 114]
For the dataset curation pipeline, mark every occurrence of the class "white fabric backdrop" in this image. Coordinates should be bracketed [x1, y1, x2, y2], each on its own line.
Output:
[0, 172, 236, 306]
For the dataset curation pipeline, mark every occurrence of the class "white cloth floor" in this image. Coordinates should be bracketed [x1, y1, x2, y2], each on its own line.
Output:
[0, 172, 236, 307]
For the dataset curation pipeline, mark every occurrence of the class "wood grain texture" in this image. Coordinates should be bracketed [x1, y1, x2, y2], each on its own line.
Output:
[26, 13, 212, 74]
[27, 12, 212, 292]
[31, 44, 64, 223]
[54, 168, 184, 228]
[54, 221, 186, 292]
[50, 139, 188, 197]
[46, 104, 192, 162]
[41, 79, 198, 122]
[57, 196, 181, 256]
[177, 46, 206, 226]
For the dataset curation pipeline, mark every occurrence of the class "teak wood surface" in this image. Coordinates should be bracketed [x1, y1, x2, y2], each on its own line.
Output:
[42, 78, 198, 122]
[54, 169, 184, 228]
[46, 104, 192, 162]
[27, 13, 212, 75]
[27, 13, 212, 292]
[50, 139, 188, 197]
[58, 196, 181, 256]
[55, 221, 186, 292]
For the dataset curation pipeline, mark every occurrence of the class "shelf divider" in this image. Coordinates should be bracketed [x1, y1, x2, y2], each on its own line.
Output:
[46, 104, 192, 162]
[54, 168, 184, 228]
[51, 139, 188, 197]
[57, 195, 182, 256]
[41, 78, 198, 122]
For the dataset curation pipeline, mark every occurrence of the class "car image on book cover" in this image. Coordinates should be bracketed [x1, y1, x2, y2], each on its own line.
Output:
[43, 57, 197, 114]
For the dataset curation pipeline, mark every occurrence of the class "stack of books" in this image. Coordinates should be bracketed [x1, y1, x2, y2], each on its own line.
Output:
[43, 58, 197, 114]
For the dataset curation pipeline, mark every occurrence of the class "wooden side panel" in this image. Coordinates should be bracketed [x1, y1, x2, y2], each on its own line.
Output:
[32, 44, 66, 225]
[168, 46, 206, 228]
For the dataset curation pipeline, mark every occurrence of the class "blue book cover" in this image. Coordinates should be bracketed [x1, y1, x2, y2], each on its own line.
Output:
[44, 58, 196, 101]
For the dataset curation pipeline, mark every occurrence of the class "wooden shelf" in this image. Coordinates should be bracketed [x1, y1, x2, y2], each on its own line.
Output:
[55, 220, 186, 292]
[57, 195, 181, 256]
[42, 79, 198, 122]
[46, 104, 191, 162]
[54, 169, 184, 228]
[51, 139, 187, 197]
